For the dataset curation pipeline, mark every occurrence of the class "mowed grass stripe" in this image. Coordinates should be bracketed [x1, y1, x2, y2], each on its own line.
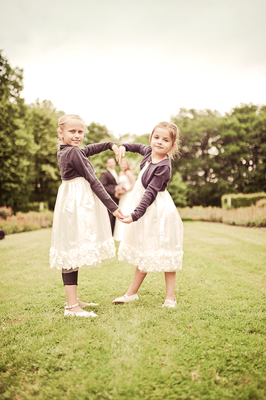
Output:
[0, 222, 265, 400]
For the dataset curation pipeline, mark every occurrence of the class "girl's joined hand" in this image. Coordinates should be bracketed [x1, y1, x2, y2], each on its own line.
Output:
[113, 208, 124, 219]
[116, 146, 126, 163]
[112, 144, 119, 158]
[120, 214, 133, 224]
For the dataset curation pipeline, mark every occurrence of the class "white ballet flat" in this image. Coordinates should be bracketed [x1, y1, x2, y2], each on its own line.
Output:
[64, 300, 99, 308]
[112, 294, 139, 304]
[64, 303, 97, 317]
[162, 299, 177, 308]
[77, 298, 99, 307]
[80, 302, 98, 307]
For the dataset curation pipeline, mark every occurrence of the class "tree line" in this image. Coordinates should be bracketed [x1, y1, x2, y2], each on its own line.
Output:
[1, 52, 265, 211]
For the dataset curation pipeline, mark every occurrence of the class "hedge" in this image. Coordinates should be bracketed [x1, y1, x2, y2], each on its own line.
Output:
[0, 211, 53, 235]
[178, 205, 266, 227]
[221, 192, 266, 209]
[18, 202, 49, 213]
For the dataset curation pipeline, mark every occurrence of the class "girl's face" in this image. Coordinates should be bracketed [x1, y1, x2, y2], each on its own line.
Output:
[119, 160, 129, 171]
[150, 127, 174, 157]
[58, 119, 85, 147]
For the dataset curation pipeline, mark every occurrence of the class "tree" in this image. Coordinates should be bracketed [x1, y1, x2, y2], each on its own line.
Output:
[168, 172, 188, 207]
[171, 104, 266, 207]
[24, 100, 64, 209]
[249, 105, 266, 192]
[0, 51, 37, 211]
[84, 122, 112, 145]
[213, 104, 266, 195]
[172, 108, 223, 206]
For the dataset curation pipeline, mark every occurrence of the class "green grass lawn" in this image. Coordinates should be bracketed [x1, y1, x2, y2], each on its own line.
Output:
[0, 222, 266, 400]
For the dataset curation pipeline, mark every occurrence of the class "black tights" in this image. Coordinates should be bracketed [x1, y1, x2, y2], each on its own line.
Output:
[62, 270, 78, 286]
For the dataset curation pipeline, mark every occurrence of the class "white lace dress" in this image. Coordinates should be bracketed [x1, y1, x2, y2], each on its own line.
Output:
[49, 177, 115, 271]
[113, 174, 134, 242]
[118, 162, 183, 272]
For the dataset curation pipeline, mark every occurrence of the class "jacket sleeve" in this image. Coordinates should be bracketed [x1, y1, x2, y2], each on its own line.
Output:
[122, 143, 149, 156]
[69, 148, 118, 213]
[82, 142, 115, 157]
[131, 165, 170, 221]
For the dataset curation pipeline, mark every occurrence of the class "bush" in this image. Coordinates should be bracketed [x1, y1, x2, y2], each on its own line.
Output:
[0, 206, 13, 220]
[178, 205, 266, 228]
[221, 192, 266, 209]
[256, 198, 266, 208]
[0, 211, 53, 235]
[17, 202, 49, 213]
[168, 172, 188, 207]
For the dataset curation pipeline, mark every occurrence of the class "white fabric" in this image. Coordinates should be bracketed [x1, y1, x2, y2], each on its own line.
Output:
[107, 167, 119, 183]
[49, 177, 115, 271]
[118, 162, 183, 272]
[113, 173, 134, 241]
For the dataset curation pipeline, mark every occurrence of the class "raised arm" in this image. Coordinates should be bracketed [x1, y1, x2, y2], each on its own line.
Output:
[116, 143, 149, 163]
[69, 147, 118, 213]
[82, 142, 119, 158]
[131, 166, 168, 221]
[123, 165, 170, 223]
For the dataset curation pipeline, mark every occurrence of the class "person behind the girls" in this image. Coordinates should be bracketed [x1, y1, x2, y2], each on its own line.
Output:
[113, 158, 136, 242]
[113, 122, 183, 308]
[49, 114, 123, 318]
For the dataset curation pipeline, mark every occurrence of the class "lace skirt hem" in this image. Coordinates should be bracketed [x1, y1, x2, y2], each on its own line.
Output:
[118, 244, 183, 272]
[49, 238, 116, 271]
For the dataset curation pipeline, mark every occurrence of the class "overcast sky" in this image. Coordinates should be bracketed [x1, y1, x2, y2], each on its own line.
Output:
[1, 0, 266, 136]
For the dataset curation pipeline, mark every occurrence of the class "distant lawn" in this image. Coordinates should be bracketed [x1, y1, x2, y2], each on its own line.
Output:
[0, 222, 266, 400]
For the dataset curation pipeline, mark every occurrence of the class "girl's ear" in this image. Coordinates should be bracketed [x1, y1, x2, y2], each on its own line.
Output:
[172, 141, 176, 148]
[58, 129, 63, 142]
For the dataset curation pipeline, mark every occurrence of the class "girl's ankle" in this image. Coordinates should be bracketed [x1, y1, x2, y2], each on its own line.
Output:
[164, 298, 176, 303]
[65, 303, 83, 312]
[126, 291, 137, 296]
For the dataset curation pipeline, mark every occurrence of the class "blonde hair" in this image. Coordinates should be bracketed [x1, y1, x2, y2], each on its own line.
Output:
[120, 158, 131, 172]
[58, 114, 86, 132]
[150, 121, 180, 159]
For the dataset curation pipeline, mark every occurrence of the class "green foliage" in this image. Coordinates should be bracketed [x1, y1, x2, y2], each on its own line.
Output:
[18, 201, 49, 213]
[0, 206, 12, 219]
[221, 192, 266, 209]
[24, 100, 63, 209]
[84, 121, 112, 144]
[1, 225, 266, 399]
[213, 104, 266, 196]
[0, 210, 53, 234]
[0, 51, 37, 211]
[1, 51, 266, 211]
[172, 104, 266, 207]
[179, 205, 266, 227]
[172, 108, 223, 207]
[256, 198, 266, 208]
[168, 171, 187, 207]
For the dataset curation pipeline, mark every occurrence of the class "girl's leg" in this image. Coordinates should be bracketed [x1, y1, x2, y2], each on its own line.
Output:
[64, 285, 83, 312]
[62, 270, 83, 312]
[164, 272, 176, 302]
[126, 267, 147, 296]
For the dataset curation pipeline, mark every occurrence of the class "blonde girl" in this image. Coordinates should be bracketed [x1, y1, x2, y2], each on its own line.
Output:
[49, 114, 123, 317]
[113, 122, 183, 308]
